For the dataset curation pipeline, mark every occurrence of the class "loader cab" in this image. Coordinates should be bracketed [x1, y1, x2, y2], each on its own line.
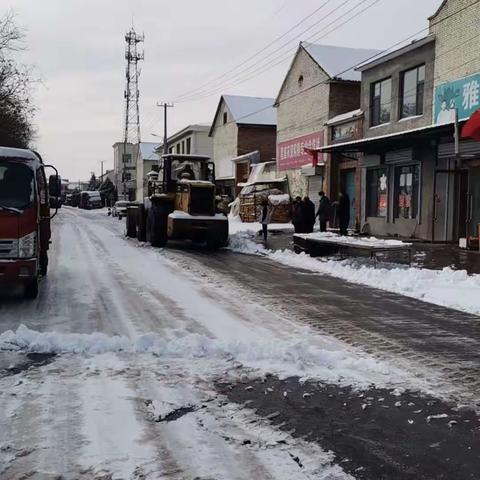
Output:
[157, 154, 215, 194]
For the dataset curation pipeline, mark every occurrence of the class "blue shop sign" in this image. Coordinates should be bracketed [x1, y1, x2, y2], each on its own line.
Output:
[434, 72, 480, 125]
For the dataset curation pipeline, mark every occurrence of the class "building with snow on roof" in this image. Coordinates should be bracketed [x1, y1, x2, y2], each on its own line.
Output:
[275, 41, 380, 216]
[209, 95, 277, 198]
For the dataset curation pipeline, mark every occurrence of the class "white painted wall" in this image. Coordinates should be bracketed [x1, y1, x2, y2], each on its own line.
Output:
[211, 102, 238, 179]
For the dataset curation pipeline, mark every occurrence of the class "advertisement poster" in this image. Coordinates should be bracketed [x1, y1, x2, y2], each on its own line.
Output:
[277, 131, 324, 171]
[434, 72, 480, 125]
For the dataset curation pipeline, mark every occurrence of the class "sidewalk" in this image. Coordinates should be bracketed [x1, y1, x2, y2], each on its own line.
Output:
[260, 227, 480, 274]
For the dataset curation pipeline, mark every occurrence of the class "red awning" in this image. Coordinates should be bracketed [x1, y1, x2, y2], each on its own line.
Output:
[462, 109, 480, 141]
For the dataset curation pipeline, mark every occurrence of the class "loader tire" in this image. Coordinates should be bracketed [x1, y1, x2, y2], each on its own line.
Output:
[148, 203, 168, 248]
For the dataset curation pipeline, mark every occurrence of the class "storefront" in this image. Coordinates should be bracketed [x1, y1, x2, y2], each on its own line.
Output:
[319, 123, 457, 242]
[433, 73, 480, 241]
[323, 111, 363, 230]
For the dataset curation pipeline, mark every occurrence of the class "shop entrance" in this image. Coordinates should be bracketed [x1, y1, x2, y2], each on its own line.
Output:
[467, 165, 480, 238]
[340, 169, 356, 228]
[433, 166, 468, 242]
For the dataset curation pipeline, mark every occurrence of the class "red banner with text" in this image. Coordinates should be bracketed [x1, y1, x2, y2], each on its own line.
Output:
[277, 131, 324, 171]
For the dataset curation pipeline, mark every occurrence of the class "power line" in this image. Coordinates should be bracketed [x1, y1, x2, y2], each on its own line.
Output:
[177, 0, 380, 103]
[178, 0, 479, 105]
[175, 0, 369, 103]
[207, 0, 480, 134]
[277, 27, 480, 135]
[173, 0, 335, 102]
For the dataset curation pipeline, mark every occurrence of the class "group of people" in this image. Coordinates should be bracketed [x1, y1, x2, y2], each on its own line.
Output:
[292, 191, 351, 236]
[258, 190, 351, 244]
[291, 196, 316, 234]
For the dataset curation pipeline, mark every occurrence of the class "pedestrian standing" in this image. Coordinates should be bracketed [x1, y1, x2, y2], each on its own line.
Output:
[338, 191, 351, 236]
[259, 198, 271, 243]
[302, 196, 315, 233]
[316, 191, 331, 233]
[292, 196, 304, 233]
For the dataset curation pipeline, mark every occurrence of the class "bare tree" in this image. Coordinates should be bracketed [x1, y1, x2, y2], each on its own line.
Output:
[0, 12, 35, 148]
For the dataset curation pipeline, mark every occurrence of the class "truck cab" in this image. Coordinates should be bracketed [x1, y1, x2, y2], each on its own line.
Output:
[0, 147, 60, 298]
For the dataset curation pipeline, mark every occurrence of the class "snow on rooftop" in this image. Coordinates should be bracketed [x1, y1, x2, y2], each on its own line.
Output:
[139, 142, 161, 160]
[223, 95, 277, 126]
[326, 109, 363, 126]
[301, 42, 381, 81]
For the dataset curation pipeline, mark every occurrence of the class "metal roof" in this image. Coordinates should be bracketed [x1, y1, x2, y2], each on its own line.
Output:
[302, 42, 381, 81]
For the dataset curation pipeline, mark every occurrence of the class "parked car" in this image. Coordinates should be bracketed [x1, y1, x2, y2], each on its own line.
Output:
[112, 200, 129, 219]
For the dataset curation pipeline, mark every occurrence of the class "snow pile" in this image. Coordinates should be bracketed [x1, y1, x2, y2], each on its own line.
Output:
[268, 194, 290, 205]
[229, 230, 480, 317]
[0, 325, 416, 389]
[228, 215, 293, 235]
[296, 231, 411, 248]
[269, 250, 480, 316]
[227, 231, 267, 254]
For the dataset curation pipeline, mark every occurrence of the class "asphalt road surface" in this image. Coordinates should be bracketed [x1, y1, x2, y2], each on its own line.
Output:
[1, 207, 479, 480]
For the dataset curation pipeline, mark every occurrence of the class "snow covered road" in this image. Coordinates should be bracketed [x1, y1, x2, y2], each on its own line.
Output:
[1, 208, 480, 479]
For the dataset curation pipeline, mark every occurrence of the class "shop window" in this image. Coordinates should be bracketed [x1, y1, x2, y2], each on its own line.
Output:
[395, 165, 419, 219]
[371, 78, 392, 126]
[401, 65, 425, 118]
[366, 168, 388, 217]
[186, 137, 191, 154]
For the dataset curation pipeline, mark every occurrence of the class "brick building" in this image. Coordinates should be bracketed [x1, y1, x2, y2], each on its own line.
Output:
[209, 95, 277, 197]
[430, 0, 480, 240]
[274, 41, 379, 215]
[319, 0, 480, 242]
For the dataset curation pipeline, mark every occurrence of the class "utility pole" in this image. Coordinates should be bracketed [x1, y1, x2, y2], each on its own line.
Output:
[123, 27, 144, 200]
[157, 102, 174, 154]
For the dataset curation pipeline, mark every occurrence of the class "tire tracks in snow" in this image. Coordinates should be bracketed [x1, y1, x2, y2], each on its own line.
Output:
[163, 249, 480, 408]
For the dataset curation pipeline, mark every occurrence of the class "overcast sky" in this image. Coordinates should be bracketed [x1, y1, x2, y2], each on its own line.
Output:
[4, 0, 443, 181]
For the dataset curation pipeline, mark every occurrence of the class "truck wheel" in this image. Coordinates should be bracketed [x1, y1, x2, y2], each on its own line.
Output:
[40, 251, 48, 276]
[149, 203, 168, 248]
[24, 278, 39, 299]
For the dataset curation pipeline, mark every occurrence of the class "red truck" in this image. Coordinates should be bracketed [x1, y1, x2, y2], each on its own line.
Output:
[0, 147, 60, 299]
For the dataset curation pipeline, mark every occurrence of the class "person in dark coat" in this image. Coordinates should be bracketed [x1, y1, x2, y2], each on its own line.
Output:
[302, 196, 316, 233]
[338, 191, 351, 236]
[316, 191, 331, 232]
[292, 196, 304, 233]
[259, 199, 271, 243]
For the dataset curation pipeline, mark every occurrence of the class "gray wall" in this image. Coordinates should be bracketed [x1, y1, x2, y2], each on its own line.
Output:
[361, 40, 435, 138]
